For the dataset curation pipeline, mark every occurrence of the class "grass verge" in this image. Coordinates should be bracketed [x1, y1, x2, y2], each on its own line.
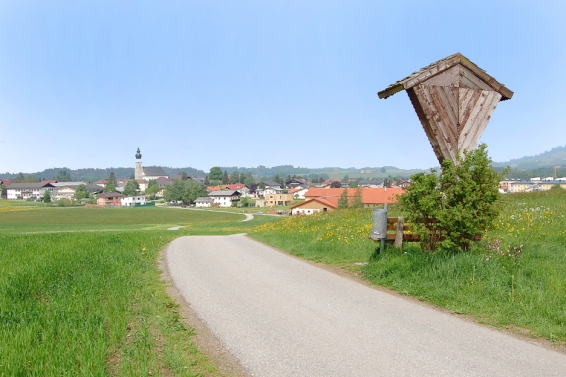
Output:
[0, 203, 283, 375]
[249, 189, 566, 347]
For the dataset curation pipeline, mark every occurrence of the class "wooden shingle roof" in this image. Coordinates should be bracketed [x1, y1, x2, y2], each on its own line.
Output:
[378, 53, 513, 101]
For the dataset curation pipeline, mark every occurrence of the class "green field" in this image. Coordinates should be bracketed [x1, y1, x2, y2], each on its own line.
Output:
[249, 189, 566, 347]
[0, 203, 282, 376]
[3, 188, 565, 374]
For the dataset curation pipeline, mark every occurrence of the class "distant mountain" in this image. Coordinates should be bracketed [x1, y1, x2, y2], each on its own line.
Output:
[0, 167, 207, 182]
[3, 146, 566, 182]
[493, 146, 566, 170]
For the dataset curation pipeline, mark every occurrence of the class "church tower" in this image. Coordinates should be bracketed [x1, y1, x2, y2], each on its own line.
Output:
[135, 147, 143, 180]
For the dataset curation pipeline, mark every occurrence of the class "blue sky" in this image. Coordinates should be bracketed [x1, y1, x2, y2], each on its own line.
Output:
[1, 1, 565, 174]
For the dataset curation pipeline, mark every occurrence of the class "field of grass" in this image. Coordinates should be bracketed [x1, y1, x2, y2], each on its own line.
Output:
[249, 189, 566, 346]
[0, 203, 282, 375]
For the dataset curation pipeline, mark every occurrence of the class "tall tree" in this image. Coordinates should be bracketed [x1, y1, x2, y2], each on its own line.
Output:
[183, 181, 208, 204]
[163, 180, 184, 203]
[0, 184, 6, 198]
[43, 191, 51, 203]
[230, 171, 240, 184]
[338, 189, 349, 209]
[107, 172, 117, 186]
[342, 174, 349, 183]
[145, 179, 160, 197]
[56, 170, 72, 182]
[123, 180, 140, 196]
[75, 184, 89, 200]
[14, 172, 25, 183]
[222, 170, 229, 184]
[351, 187, 363, 209]
[209, 167, 223, 184]
[104, 183, 116, 193]
[243, 172, 254, 187]
[273, 174, 284, 186]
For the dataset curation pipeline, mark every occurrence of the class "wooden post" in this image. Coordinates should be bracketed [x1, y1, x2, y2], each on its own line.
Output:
[380, 204, 388, 253]
[394, 217, 404, 250]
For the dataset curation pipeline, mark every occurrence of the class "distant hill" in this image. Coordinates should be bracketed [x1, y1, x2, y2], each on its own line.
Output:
[3, 146, 566, 182]
[493, 146, 566, 170]
[0, 167, 207, 182]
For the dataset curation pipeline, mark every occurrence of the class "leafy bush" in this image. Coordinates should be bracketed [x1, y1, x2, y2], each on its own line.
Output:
[399, 144, 506, 252]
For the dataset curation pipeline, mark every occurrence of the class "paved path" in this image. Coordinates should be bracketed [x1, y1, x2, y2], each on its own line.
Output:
[166, 234, 566, 377]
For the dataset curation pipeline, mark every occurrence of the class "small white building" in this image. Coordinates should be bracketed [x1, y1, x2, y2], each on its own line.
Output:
[208, 190, 240, 207]
[121, 195, 147, 206]
[195, 197, 214, 208]
[289, 187, 309, 200]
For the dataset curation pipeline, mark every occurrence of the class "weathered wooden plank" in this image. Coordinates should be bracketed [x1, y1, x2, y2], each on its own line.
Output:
[407, 88, 445, 162]
[459, 90, 501, 150]
[457, 54, 514, 100]
[413, 84, 459, 163]
[422, 65, 461, 87]
[459, 65, 493, 91]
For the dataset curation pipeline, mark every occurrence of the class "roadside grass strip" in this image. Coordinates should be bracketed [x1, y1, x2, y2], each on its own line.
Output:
[249, 189, 566, 346]
[0, 231, 219, 376]
[0, 204, 284, 375]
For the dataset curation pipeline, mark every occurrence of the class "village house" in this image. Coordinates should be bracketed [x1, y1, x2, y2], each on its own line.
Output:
[504, 179, 566, 193]
[52, 182, 103, 200]
[289, 187, 309, 200]
[121, 195, 147, 206]
[263, 193, 294, 207]
[6, 182, 56, 200]
[195, 197, 214, 207]
[208, 190, 241, 207]
[94, 179, 107, 188]
[291, 197, 337, 215]
[96, 192, 125, 206]
[357, 179, 384, 188]
[285, 179, 309, 190]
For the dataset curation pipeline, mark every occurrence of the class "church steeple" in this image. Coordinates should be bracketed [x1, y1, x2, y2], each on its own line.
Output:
[135, 148, 143, 180]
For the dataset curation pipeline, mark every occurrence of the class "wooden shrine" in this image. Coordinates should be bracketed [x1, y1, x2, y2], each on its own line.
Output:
[378, 53, 513, 164]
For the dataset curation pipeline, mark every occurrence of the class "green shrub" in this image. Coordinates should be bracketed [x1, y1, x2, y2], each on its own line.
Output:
[399, 144, 506, 252]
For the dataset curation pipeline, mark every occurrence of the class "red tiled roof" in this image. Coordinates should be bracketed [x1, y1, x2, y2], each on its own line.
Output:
[305, 187, 404, 204]
[291, 197, 338, 210]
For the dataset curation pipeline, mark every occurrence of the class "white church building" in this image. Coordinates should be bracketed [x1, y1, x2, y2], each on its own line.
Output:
[134, 148, 169, 181]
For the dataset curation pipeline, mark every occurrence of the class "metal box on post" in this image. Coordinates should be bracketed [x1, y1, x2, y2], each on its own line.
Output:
[371, 208, 388, 240]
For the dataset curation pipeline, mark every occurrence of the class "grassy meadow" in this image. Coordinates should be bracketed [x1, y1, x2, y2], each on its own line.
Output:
[0, 203, 281, 376]
[249, 189, 566, 347]
[2, 188, 565, 375]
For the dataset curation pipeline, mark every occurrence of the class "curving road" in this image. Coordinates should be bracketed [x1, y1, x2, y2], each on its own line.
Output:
[166, 234, 566, 377]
